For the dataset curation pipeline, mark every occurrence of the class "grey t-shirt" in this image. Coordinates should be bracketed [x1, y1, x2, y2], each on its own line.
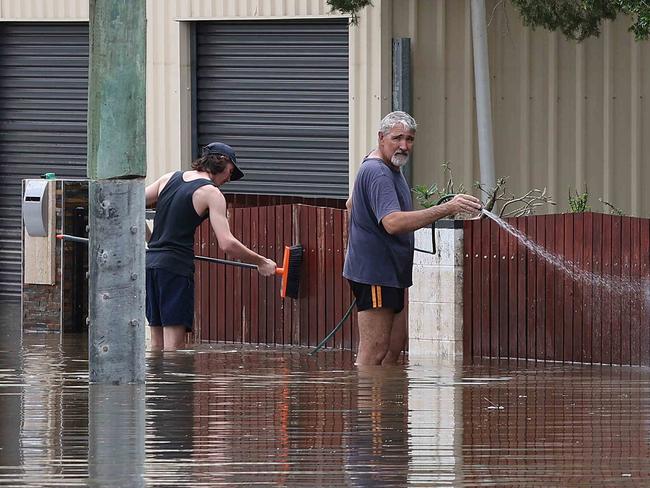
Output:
[343, 158, 415, 288]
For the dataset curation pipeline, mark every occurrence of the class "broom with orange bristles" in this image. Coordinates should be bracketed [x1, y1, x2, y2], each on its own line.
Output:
[56, 234, 303, 299]
[194, 244, 303, 299]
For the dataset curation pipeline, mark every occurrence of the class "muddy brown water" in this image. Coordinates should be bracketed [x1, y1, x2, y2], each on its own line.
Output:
[1, 301, 650, 487]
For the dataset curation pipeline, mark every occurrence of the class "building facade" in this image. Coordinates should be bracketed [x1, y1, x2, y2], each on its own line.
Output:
[1, 0, 649, 298]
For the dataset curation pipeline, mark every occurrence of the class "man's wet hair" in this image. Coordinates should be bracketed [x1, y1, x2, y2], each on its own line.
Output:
[379, 111, 417, 134]
[190, 154, 231, 175]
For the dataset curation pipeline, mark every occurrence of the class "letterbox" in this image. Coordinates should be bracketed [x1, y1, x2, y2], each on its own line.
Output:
[22, 179, 50, 237]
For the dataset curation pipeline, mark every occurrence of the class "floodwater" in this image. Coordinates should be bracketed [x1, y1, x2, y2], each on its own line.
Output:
[2, 302, 650, 487]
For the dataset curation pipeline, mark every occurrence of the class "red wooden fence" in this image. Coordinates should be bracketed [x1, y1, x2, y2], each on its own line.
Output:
[463, 213, 650, 366]
[194, 204, 359, 350]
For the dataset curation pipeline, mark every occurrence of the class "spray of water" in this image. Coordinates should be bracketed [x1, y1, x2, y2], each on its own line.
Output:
[480, 208, 650, 299]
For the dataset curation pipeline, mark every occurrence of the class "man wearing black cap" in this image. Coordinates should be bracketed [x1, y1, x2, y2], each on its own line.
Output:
[145, 142, 277, 351]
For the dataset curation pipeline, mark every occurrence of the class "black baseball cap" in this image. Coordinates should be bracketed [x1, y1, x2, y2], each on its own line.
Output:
[201, 142, 244, 181]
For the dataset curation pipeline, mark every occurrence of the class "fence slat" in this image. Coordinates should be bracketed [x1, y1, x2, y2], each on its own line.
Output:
[535, 215, 546, 361]
[506, 218, 517, 360]
[274, 205, 283, 344]
[630, 217, 641, 366]
[602, 214, 613, 365]
[621, 216, 631, 366]
[325, 208, 335, 348]
[554, 214, 565, 361]
[571, 214, 581, 363]
[267, 207, 277, 344]
[214, 220, 224, 344]
[562, 214, 582, 362]
[463, 221, 473, 358]
[283, 205, 293, 346]
[233, 208, 243, 343]
[490, 219, 500, 358]
[472, 220, 483, 357]
[316, 209, 326, 349]
[334, 210, 344, 349]
[242, 208, 251, 343]
[582, 213, 593, 364]
[640, 219, 650, 365]
[611, 215, 622, 365]
[498, 219, 509, 359]
[592, 213, 603, 364]
[517, 217, 527, 359]
[308, 206, 318, 346]
[526, 217, 537, 360]
[251, 207, 260, 344]
[258, 207, 268, 345]
[481, 218, 491, 358]
[544, 215, 555, 361]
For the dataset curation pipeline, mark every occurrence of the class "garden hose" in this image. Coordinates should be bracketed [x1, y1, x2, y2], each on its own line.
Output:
[309, 298, 356, 355]
[429, 193, 456, 254]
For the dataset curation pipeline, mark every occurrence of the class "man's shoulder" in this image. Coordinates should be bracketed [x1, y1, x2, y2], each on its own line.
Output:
[195, 182, 223, 203]
[358, 158, 390, 178]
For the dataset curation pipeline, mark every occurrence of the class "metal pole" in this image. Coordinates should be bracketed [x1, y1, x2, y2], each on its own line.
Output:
[470, 0, 496, 199]
[392, 38, 413, 187]
[87, 0, 146, 384]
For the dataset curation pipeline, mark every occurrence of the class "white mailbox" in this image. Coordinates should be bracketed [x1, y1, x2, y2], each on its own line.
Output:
[23, 179, 50, 237]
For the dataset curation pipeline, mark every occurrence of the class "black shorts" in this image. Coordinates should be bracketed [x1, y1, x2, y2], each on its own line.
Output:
[348, 280, 405, 313]
[146, 267, 194, 331]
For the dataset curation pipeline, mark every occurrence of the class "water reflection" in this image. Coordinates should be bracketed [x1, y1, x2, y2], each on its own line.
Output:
[89, 385, 145, 487]
[2, 300, 650, 486]
[460, 361, 650, 486]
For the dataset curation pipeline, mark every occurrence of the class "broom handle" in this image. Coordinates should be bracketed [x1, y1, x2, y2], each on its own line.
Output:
[194, 254, 257, 270]
[192, 255, 284, 274]
[57, 234, 283, 273]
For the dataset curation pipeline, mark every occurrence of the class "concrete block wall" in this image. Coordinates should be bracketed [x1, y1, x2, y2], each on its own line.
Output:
[408, 221, 464, 359]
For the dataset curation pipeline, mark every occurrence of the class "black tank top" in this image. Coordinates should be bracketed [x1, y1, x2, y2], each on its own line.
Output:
[146, 171, 214, 277]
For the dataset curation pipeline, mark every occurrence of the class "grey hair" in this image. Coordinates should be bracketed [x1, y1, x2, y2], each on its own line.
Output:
[379, 111, 417, 134]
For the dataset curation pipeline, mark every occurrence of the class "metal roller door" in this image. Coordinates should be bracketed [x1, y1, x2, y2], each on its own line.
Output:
[195, 19, 349, 198]
[0, 23, 88, 300]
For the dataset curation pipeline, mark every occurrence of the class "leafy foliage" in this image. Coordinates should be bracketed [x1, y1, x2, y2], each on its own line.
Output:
[568, 187, 591, 212]
[413, 163, 555, 218]
[412, 162, 466, 209]
[327, 0, 373, 24]
[511, 0, 650, 41]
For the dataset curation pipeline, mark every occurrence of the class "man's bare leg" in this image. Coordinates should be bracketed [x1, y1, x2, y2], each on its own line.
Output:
[163, 325, 187, 351]
[356, 308, 395, 365]
[381, 308, 407, 365]
[150, 327, 164, 350]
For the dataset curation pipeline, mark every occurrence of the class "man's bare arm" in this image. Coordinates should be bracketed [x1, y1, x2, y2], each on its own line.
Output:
[381, 194, 482, 235]
[207, 189, 276, 275]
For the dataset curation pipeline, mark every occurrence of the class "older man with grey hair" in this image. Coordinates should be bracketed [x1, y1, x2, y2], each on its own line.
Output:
[343, 111, 482, 366]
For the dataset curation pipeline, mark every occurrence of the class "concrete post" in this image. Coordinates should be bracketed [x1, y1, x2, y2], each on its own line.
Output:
[87, 0, 146, 383]
[408, 221, 465, 359]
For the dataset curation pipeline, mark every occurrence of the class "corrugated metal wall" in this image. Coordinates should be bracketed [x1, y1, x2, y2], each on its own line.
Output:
[390, 0, 650, 217]
[0, 22, 88, 299]
[195, 19, 349, 198]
